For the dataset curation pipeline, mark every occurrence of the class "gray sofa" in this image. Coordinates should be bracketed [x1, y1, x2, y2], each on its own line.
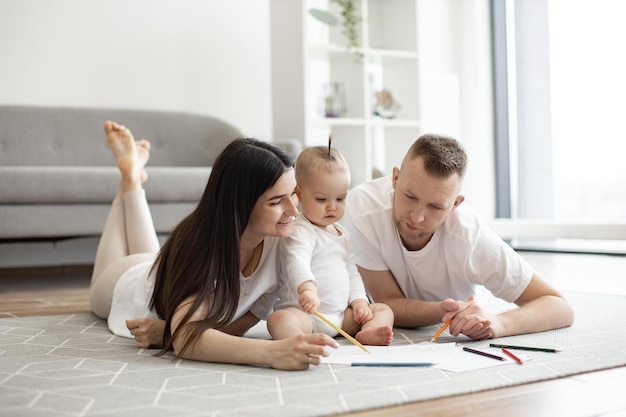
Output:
[0, 105, 247, 241]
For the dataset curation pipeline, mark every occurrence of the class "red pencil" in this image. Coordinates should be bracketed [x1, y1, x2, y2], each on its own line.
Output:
[502, 347, 523, 364]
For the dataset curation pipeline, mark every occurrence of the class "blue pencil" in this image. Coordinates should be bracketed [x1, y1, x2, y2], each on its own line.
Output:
[351, 362, 435, 367]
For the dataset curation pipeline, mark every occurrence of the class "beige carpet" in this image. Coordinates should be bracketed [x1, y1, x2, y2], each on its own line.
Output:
[1, 292, 625, 417]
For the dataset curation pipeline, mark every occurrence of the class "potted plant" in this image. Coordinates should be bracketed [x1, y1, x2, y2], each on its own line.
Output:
[309, 0, 361, 49]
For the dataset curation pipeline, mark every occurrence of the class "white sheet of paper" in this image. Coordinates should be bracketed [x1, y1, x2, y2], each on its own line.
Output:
[320, 342, 528, 372]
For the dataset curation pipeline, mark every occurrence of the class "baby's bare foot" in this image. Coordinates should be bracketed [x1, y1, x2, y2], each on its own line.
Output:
[356, 326, 394, 346]
[104, 120, 143, 188]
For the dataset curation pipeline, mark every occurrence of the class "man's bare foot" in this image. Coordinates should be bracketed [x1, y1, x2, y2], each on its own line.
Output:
[356, 325, 394, 346]
[104, 121, 150, 190]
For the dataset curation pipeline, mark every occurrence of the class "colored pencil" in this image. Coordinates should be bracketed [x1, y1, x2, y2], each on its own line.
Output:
[313, 311, 371, 354]
[430, 297, 474, 342]
[462, 346, 505, 361]
[501, 347, 523, 364]
[351, 362, 435, 367]
[489, 343, 561, 353]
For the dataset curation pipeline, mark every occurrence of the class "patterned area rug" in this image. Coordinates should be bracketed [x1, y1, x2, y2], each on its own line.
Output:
[1, 292, 625, 417]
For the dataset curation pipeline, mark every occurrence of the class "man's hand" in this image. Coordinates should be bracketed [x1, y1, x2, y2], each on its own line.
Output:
[440, 299, 494, 340]
[126, 318, 166, 348]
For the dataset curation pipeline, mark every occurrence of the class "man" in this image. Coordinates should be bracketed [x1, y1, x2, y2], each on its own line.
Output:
[343, 133, 574, 339]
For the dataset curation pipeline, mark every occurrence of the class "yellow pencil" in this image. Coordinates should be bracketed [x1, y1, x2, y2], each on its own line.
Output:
[313, 311, 371, 354]
[430, 297, 474, 342]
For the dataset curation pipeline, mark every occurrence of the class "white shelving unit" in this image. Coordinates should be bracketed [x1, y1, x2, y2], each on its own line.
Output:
[270, 0, 423, 186]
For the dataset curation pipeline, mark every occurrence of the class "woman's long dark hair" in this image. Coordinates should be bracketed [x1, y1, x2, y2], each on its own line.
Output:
[150, 138, 294, 356]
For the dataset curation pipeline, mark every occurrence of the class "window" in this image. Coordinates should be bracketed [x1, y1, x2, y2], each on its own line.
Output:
[492, 0, 626, 253]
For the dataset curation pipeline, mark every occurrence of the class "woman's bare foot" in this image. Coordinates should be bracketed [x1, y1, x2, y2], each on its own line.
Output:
[135, 139, 150, 183]
[356, 325, 394, 346]
[104, 121, 150, 192]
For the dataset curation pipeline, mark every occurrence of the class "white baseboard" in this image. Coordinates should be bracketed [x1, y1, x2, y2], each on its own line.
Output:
[0, 236, 168, 268]
[488, 219, 626, 241]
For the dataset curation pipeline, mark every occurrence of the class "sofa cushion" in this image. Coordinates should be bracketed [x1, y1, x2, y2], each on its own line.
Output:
[0, 105, 258, 242]
[0, 106, 241, 167]
[0, 166, 211, 203]
[0, 203, 196, 239]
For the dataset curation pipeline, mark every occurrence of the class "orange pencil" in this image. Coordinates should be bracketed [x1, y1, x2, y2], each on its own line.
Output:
[430, 297, 474, 342]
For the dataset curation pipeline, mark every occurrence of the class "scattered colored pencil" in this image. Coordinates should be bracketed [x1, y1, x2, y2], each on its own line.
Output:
[430, 297, 474, 342]
[351, 362, 435, 367]
[462, 346, 505, 361]
[501, 347, 523, 364]
[313, 311, 371, 354]
[489, 343, 561, 353]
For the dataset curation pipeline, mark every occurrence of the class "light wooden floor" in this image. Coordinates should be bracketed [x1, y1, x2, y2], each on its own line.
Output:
[0, 264, 92, 318]
[1, 252, 626, 417]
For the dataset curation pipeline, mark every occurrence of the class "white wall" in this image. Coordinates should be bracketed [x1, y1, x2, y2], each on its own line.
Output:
[417, 0, 495, 219]
[0, 0, 272, 139]
[0, 0, 497, 267]
[0, 0, 494, 217]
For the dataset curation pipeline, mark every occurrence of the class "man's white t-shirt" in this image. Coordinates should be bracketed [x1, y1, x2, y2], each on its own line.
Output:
[108, 236, 283, 338]
[343, 176, 533, 304]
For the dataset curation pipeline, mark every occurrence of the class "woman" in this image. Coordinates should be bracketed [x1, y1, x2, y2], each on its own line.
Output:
[89, 121, 337, 370]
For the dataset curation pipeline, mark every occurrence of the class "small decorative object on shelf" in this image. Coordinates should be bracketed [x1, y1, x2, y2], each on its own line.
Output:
[319, 82, 347, 118]
[373, 89, 400, 119]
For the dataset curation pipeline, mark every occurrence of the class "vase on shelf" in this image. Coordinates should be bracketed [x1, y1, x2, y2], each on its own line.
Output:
[318, 82, 347, 118]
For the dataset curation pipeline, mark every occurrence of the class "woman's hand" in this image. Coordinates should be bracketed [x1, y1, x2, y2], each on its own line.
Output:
[263, 333, 339, 370]
[126, 318, 166, 348]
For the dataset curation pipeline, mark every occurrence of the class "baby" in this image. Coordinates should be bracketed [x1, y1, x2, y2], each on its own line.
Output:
[267, 143, 394, 346]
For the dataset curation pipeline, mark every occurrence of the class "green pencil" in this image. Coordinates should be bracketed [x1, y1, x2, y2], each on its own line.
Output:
[489, 343, 561, 353]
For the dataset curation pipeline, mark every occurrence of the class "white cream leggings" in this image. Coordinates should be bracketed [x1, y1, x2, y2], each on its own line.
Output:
[89, 189, 160, 319]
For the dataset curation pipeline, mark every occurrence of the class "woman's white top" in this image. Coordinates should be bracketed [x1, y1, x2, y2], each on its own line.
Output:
[107, 236, 282, 338]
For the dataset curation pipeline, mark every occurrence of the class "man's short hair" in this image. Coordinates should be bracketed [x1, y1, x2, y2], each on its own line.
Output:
[404, 133, 467, 178]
